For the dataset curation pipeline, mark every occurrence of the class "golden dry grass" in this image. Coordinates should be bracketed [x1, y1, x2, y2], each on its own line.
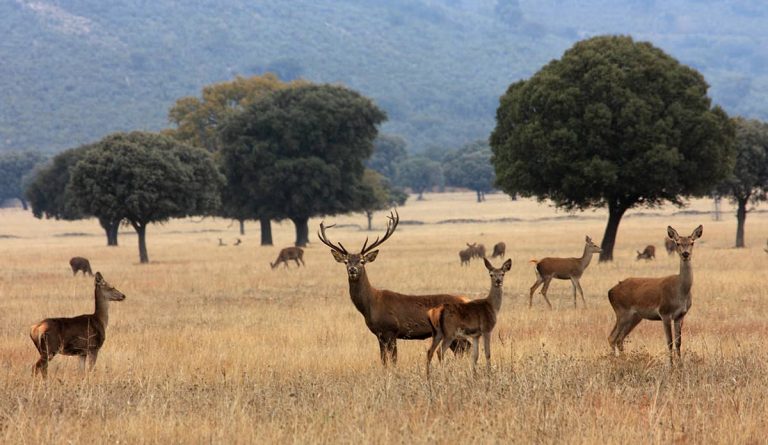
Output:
[1, 193, 767, 444]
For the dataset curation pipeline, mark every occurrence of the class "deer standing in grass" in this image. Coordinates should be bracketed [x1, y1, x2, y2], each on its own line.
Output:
[30, 272, 126, 378]
[69, 257, 93, 276]
[636, 245, 656, 260]
[608, 225, 702, 365]
[459, 247, 472, 266]
[491, 242, 506, 258]
[318, 210, 470, 365]
[426, 258, 511, 376]
[529, 236, 602, 308]
[270, 247, 305, 269]
[467, 242, 486, 259]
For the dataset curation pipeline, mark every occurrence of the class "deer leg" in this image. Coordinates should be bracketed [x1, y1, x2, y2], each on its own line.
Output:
[440, 334, 454, 365]
[483, 333, 491, 371]
[389, 339, 398, 365]
[662, 317, 674, 365]
[426, 332, 443, 376]
[470, 337, 480, 374]
[569, 277, 578, 308]
[378, 338, 388, 366]
[79, 355, 86, 373]
[674, 317, 683, 360]
[540, 277, 554, 309]
[294, 258, 301, 267]
[615, 315, 642, 354]
[575, 279, 586, 308]
[283, 261, 289, 269]
[87, 350, 99, 371]
[299, 257, 306, 266]
[529, 277, 543, 307]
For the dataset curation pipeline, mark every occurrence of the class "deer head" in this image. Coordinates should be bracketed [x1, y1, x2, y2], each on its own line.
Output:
[95, 272, 126, 301]
[318, 210, 399, 281]
[484, 257, 512, 288]
[585, 236, 602, 254]
[667, 225, 703, 262]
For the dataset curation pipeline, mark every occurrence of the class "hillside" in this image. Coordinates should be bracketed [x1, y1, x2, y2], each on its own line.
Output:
[1, 0, 766, 153]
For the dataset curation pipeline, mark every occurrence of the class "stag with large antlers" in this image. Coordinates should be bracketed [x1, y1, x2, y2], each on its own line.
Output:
[318, 210, 469, 365]
[608, 225, 702, 365]
[30, 272, 126, 378]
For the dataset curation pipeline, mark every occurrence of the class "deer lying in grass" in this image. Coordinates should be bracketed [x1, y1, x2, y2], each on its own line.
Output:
[608, 225, 702, 365]
[30, 272, 126, 378]
[636, 245, 656, 261]
[270, 247, 305, 269]
[529, 236, 602, 308]
[69, 257, 93, 276]
[319, 210, 470, 365]
[491, 242, 506, 258]
[426, 258, 511, 376]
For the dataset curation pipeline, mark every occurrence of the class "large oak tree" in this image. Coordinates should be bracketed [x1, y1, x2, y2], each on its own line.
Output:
[491, 35, 735, 261]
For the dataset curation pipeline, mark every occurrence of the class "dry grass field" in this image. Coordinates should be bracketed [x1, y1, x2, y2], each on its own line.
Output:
[1, 192, 767, 444]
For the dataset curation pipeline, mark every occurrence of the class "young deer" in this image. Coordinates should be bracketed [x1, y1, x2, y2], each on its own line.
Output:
[270, 247, 305, 269]
[318, 210, 470, 365]
[30, 272, 126, 378]
[69, 257, 93, 276]
[426, 258, 512, 376]
[608, 225, 702, 364]
[529, 236, 602, 308]
[636, 245, 656, 261]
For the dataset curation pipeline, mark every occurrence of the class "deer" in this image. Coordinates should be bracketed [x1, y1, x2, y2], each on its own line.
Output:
[318, 210, 470, 365]
[664, 237, 676, 255]
[30, 272, 126, 378]
[459, 247, 473, 266]
[528, 236, 602, 309]
[491, 242, 506, 258]
[636, 245, 656, 261]
[234, 238, 242, 246]
[270, 247, 305, 269]
[467, 242, 486, 259]
[69, 257, 93, 276]
[608, 226, 702, 365]
[426, 257, 511, 376]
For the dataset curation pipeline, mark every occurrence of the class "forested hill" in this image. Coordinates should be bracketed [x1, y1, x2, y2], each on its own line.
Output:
[2, 0, 767, 153]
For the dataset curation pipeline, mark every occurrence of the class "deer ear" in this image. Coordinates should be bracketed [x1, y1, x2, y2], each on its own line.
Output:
[363, 250, 379, 263]
[483, 257, 493, 271]
[691, 225, 703, 240]
[330, 250, 346, 263]
[667, 226, 679, 240]
[94, 272, 103, 283]
[585, 236, 591, 243]
[502, 259, 512, 271]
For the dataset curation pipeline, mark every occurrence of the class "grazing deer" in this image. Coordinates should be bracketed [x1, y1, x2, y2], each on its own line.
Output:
[426, 258, 511, 376]
[459, 247, 472, 266]
[491, 242, 506, 258]
[608, 226, 702, 364]
[30, 272, 126, 378]
[467, 242, 486, 259]
[529, 236, 602, 308]
[69, 257, 93, 276]
[636, 245, 656, 261]
[318, 210, 470, 365]
[270, 247, 305, 269]
[234, 238, 242, 246]
[218, 238, 226, 246]
[664, 238, 676, 255]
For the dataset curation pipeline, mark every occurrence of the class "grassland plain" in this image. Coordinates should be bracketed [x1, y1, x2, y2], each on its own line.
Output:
[1, 193, 767, 444]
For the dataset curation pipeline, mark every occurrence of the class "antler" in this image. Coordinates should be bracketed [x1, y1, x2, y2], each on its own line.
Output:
[361, 209, 400, 255]
[317, 221, 349, 255]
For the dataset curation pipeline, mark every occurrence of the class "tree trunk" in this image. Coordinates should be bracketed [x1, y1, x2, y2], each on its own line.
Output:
[259, 217, 273, 246]
[366, 211, 373, 231]
[239, 219, 245, 236]
[292, 217, 309, 247]
[417, 189, 424, 201]
[132, 222, 149, 264]
[599, 203, 627, 262]
[735, 196, 748, 248]
[20, 198, 28, 210]
[99, 218, 119, 246]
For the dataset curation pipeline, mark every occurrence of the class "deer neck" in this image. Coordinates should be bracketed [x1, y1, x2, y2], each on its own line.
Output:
[579, 245, 594, 272]
[487, 281, 503, 313]
[94, 287, 109, 328]
[678, 257, 694, 296]
[348, 268, 375, 318]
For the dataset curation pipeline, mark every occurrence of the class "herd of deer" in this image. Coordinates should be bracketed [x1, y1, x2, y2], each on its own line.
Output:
[30, 210, 704, 379]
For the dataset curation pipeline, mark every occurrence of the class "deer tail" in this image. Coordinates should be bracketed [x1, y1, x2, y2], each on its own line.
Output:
[427, 305, 444, 336]
[529, 258, 538, 264]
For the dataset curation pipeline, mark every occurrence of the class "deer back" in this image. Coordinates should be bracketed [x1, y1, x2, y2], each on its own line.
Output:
[535, 257, 583, 278]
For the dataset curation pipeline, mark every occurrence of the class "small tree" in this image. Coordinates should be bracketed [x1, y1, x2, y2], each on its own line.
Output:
[716, 117, 768, 247]
[443, 140, 495, 202]
[491, 35, 735, 261]
[396, 157, 443, 200]
[69, 132, 223, 263]
[0, 151, 47, 209]
[360, 169, 408, 230]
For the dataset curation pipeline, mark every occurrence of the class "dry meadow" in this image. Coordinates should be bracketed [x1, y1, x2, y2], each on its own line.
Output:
[1, 193, 767, 444]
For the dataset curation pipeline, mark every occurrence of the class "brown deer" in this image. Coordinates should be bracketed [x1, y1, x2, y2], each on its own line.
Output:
[491, 242, 506, 258]
[234, 238, 242, 246]
[467, 242, 486, 259]
[636, 245, 656, 260]
[664, 237, 676, 255]
[459, 247, 472, 266]
[270, 247, 305, 269]
[69, 257, 93, 276]
[426, 258, 511, 376]
[318, 210, 470, 365]
[608, 225, 702, 365]
[30, 272, 126, 378]
[529, 236, 602, 308]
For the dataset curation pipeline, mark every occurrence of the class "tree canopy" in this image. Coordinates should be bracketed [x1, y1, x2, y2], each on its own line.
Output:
[366, 134, 408, 181]
[716, 117, 768, 247]
[491, 35, 736, 261]
[219, 84, 386, 246]
[443, 140, 495, 202]
[69, 132, 223, 263]
[396, 157, 444, 200]
[0, 151, 47, 209]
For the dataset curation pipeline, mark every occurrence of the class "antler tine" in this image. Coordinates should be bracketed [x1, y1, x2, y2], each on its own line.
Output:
[361, 209, 400, 254]
[361, 236, 370, 253]
[317, 221, 348, 254]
